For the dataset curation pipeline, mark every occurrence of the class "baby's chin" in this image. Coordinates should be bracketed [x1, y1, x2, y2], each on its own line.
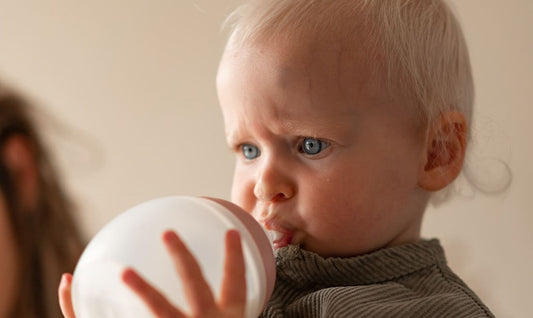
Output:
[294, 242, 373, 259]
[266, 230, 375, 258]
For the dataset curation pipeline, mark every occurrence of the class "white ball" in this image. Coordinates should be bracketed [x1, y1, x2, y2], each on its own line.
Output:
[71, 196, 275, 318]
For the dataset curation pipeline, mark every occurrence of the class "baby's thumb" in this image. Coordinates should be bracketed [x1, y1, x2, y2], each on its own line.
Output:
[58, 273, 76, 318]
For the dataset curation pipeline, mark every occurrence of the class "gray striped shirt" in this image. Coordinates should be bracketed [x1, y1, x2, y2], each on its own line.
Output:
[260, 239, 493, 317]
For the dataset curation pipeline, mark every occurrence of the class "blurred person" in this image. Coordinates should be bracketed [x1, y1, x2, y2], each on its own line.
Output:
[0, 86, 85, 318]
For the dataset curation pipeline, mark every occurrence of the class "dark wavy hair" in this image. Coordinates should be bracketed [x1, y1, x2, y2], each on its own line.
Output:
[0, 87, 84, 317]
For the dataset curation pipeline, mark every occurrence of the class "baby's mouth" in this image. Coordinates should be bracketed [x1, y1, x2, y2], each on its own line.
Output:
[255, 207, 294, 249]
[265, 227, 293, 249]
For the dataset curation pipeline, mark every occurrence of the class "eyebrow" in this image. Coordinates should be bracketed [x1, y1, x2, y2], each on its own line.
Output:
[225, 125, 254, 147]
[225, 116, 351, 147]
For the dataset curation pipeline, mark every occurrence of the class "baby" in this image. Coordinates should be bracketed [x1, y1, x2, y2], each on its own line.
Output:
[60, 0, 493, 317]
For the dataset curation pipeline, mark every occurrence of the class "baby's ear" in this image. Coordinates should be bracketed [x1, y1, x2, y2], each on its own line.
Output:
[1, 135, 39, 207]
[418, 111, 467, 191]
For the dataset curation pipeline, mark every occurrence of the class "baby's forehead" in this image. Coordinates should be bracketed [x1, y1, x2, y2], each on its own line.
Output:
[221, 0, 473, 134]
[225, 34, 382, 96]
[220, 38, 396, 119]
[225, 3, 382, 83]
[234, 22, 366, 61]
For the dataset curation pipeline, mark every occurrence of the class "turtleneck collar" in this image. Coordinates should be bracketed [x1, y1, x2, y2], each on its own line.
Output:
[273, 239, 446, 288]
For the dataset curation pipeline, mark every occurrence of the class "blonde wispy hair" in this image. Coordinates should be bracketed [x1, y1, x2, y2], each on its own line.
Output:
[224, 0, 474, 131]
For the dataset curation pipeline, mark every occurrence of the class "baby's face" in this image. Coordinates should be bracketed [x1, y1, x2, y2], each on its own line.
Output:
[217, 37, 429, 257]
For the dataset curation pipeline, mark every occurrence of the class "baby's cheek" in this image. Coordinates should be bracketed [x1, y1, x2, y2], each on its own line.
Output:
[231, 175, 255, 210]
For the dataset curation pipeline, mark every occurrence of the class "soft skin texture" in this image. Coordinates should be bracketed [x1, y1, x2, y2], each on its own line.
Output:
[217, 36, 433, 258]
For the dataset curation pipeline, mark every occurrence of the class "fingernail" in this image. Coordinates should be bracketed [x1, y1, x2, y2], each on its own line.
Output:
[162, 230, 179, 244]
[227, 229, 241, 240]
[121, 268, 137, 285]
[60, 273, 71, 286]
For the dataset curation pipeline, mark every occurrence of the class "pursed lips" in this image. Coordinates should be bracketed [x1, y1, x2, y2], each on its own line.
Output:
[252, 204, 296, 249]
[263, 218, 294, 249]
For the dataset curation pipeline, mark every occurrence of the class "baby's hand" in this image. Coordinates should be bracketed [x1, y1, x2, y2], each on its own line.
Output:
[58, 229, 247, 318]
[123, 229, 246, 318]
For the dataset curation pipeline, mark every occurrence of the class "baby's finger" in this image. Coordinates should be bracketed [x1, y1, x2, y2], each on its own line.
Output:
[122, 268, 185, 318]
[58, 273, 76, 318]
[219, 230, 246, 312]
[163, 230, 217, 315]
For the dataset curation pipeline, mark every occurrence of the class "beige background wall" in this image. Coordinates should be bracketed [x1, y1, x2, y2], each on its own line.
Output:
[0, 1, 530, 317]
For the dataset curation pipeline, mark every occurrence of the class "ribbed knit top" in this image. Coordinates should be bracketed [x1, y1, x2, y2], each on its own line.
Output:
[260, 239, 494, 317]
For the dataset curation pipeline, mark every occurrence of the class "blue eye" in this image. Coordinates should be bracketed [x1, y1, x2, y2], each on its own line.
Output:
[300, 137, 327, 155]
[241, 144, 260, 159]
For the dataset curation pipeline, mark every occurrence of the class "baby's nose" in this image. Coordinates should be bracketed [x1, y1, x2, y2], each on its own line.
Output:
[254, 183, 291, 202]
[253, 168, 295, 202]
